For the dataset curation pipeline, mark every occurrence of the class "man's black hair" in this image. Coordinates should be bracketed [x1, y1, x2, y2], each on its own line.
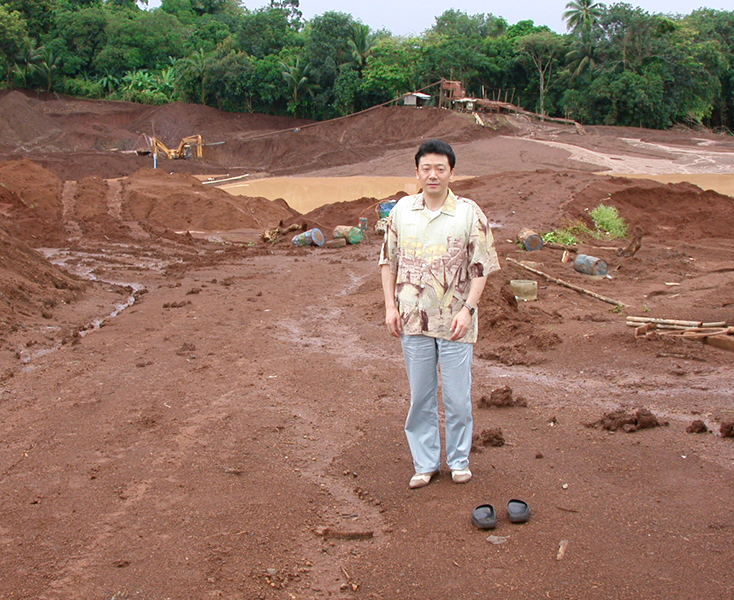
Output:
[415, 139, 456, 170]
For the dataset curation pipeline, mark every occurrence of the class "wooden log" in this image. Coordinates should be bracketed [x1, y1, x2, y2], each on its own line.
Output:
[506, 257, 628, 307]
[544, 241, 578, 252]
[702, 335, 734, 352]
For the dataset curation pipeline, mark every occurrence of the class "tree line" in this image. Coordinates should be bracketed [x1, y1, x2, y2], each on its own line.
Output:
[0, 0, 732, 130]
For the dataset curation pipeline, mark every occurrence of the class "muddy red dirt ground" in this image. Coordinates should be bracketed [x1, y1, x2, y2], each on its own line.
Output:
[1, 91, 733, 600]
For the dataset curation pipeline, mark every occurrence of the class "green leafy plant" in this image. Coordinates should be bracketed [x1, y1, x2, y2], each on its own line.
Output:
[543, 229, 579, 246]
[589, 203, 628, 239]
[542, 220, 592, 246]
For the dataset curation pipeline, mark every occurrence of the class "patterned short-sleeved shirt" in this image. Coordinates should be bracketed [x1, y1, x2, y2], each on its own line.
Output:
[379, 190, 500, 343]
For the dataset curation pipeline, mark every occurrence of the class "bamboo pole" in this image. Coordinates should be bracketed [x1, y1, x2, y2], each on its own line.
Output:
[626, 316, 728, 328]
[506, 257, 628, 307]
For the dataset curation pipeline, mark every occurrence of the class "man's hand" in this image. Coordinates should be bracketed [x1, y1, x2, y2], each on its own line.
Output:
[385, 306, 402, 338]
[450, 307, 472, 341]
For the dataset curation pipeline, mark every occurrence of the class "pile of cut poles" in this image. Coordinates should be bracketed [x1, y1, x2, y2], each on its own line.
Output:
[629, 316, 734, 352]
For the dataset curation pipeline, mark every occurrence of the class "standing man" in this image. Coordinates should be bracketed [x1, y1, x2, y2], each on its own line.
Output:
[379, 139, 500, 489]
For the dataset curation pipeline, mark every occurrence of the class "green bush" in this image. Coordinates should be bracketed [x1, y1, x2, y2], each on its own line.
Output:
[589, 203, 628, 239]
[63, 76, 104, 98]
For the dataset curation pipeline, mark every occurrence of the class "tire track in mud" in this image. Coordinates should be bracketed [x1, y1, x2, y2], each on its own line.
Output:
[270, 299, 393, 597]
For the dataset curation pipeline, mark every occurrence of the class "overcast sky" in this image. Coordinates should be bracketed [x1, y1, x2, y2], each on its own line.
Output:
[143, 1, 730, 35]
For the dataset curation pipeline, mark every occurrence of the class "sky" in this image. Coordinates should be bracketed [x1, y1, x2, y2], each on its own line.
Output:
[143, 1, 731, 35]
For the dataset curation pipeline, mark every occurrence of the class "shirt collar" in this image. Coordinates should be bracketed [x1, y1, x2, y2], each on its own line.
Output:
[411, 189, 457, 215]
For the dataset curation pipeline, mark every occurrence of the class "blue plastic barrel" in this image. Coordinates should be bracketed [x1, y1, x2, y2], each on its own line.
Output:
[292, 228, 325, 247]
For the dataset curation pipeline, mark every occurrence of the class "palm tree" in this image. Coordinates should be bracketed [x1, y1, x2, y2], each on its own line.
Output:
[182, 49, 211, 105]
[280, 56, 309, 117]
[563, 0, 604, 32]
[30, 45, 61, 92]
[566, 32, 599, 79]
[348, 23, 375, 74]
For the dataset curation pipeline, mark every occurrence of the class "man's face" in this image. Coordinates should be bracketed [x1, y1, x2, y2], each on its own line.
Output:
[416, 153, 453, 198]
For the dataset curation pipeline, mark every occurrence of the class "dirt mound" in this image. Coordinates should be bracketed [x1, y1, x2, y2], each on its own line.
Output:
[474, 276, 563, 365]
[0, 91, 58, 150]
[472, 427, 505, 450]
[0, 159, 62, 220]
[567, 177, 734, 241]
[477, 385, 528, 408]
[290, 196, 380, 232]
[121, 169, 296, 231]
[587, 408, 669, 432]
[126, 102, 307, 147]
[0, 159, 65, 244]
[0, 225, 85, 332]
[211, 107, 504, 175]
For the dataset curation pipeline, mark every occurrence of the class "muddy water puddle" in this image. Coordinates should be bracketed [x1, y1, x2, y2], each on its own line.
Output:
[20, 247, 157, 364]
[221, 176, 421, 213]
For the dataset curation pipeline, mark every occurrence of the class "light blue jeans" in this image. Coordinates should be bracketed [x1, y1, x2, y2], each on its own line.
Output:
[400, 334, 474, 473]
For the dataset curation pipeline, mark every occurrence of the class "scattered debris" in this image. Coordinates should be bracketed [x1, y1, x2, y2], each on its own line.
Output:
[517, 228, 543, 251]
[478, 385, 527, 408]
[313, 527, 373, 540]
[261, 221, 304, 243]
[162, 300, 192, 309]
[617, 225, 643, 257]
[628, 316, 728, 330]
[486, 535, 509, 545]
[556, 539, 570, 560]
[686, 420, 708, 434]
[506, 257, 627, 307]
[633, 320, 734, 353]
[545, 241, 578, 253]
[574, 254, 608, 276]
[586, 408, 668, 432]
[472, 427, 505, 450]
[176, 342, 196, 356]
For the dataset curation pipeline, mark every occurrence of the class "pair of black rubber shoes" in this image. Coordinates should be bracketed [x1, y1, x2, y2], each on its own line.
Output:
[472, 499, 531, 529]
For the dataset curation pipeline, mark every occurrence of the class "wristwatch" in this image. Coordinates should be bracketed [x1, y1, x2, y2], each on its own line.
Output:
[463, 302, 476, 316]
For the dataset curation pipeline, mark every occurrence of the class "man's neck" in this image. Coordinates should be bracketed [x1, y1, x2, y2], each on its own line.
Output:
[423, 191, 448, 211]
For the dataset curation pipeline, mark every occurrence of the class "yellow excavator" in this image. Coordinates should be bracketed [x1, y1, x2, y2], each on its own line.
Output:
[146, 135, 203, 159]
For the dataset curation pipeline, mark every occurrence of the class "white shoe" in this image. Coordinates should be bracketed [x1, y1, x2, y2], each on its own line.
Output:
[451, 468, 472, 484]
[409, 471, 437, 489]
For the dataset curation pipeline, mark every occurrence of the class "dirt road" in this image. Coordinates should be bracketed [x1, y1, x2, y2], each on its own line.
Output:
[1, 93, 733, 599]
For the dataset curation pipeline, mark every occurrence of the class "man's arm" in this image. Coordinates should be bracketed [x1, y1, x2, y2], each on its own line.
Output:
[381, 264, 402, 337]
[450, 275, 487, 341]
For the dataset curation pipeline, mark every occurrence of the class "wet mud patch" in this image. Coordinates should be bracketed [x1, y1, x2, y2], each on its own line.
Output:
[587, 408, 669, 432]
